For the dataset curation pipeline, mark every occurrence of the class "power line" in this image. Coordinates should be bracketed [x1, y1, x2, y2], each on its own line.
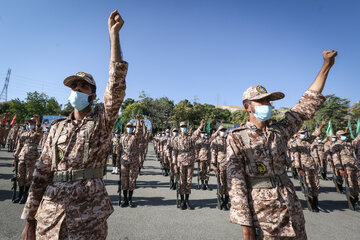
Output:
[0, 68, 11, 101]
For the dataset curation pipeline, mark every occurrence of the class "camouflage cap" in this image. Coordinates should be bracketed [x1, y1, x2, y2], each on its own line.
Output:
[26, 117, 36, 123]
[242, 85, 285, 102]
[336, 130, 346, 135]
[179, 121, 187, 127]
[63, 72, 96, 88]
[172, 128, 178, 132]
[126, 122, 133, 127]
[298, 129, 306, 134]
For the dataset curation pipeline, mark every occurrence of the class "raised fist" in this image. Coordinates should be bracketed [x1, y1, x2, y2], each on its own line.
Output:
[108, 10, 124, 35]
[323, 50, 337, 66]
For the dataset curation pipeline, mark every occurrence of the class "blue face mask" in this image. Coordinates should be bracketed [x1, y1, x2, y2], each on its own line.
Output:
[115, 134, 119, 137]
[68, 90, 90, 111]
[254, 105, 273, 122]
[340, 136, 347, 141]
[180, 127, 187, 133]
[173, 132, 178, 136]
[299, 134, 305, 140]
[29, 125, 35, 130]
[220, 131, 226, 137]
[166, 132, 170, 136]
[126, 127, 133, 134]
[317, 139, 322, 143]
[331, 137, 337, 142]
[201, 133, 205, 138]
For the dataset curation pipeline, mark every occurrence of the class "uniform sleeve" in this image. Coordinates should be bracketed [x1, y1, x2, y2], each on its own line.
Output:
[226, 134, 253, 226]
[21, 124, 56, 220]
[172, 139, 178, 165]
[211, 140, 217, 165]
[331, 144, 344, 170]
[103, 61, 128, 132]
[191, 127, 201, 141]
[293, 144, 301, 169]
[14, 134, 24, 158]
[279, 90, 325, 141]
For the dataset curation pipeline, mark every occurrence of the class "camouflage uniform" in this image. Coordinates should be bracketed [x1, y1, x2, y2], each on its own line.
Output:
[332, 139, 359, 197]
[227, 90, 325, 239]
[211, 135, 228, 195]
[39, 130, 49, 149]
[352, 135, 360, 187]
[111, 134, 120, 173]
[8, 126, 19, 151]
[166, 130, 178, 189]
[21, 61, 128, 240]
[311, 138, 327, 179]
[195, 137, 211, 182]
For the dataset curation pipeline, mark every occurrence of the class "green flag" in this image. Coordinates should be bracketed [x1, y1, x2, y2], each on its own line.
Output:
[326, 120, 334, 136]
[357, 118, 360, 137]
[206, 122, 211, 134]
[348, 119, 355, 139]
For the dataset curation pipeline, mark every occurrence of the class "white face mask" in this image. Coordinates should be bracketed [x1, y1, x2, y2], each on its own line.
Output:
[68, 90, 90, 111]
[180, 127, 187, 133]
[220, 131, 226, 137]
[173, 132, 178, 136]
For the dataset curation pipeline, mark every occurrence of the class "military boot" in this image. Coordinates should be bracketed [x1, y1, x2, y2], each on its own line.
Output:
[201, 180, 206, 190]
[312, 196, 319, 212]
[12, 186, 24, 203]
[205, 181, 211, 190]
[164, 169, 169, 177]
[180, 195, 186, 210]
[129, 191, 136, 208]
[224, 195, 230, 211]
[170, 179, 175, 190]
[20, 186, 30, 204]
[185, 194, 194, 210]
[121, 190, 129, 208]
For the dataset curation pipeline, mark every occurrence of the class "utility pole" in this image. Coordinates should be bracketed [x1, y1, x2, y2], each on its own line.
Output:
[0, 68, 11, 102]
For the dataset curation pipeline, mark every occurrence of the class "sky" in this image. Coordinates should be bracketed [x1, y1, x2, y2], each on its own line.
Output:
[0, 0, 359, 110]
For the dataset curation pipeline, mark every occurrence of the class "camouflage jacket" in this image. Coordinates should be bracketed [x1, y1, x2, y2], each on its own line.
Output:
[311, 141, 325, 162]
[331, 140, 357, 170]
[172, 128, 201, 166]
[21, 61, 128, 234]
[195, 138, 211, 161]
[293, 140, 317, 169]
[226, 90, 325, 236]
[324, 140, 334, 162]
[39, 131, 49, 149]
[14, 127, 42, 161]
[211, 135, 227, 166]
[118, 128, 143, 165]
[352, 135, 360, 163]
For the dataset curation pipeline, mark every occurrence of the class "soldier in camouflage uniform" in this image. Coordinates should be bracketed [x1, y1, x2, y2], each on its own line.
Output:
[332, 130, 359, 208]
[288, 136, 299, 179]
[312, 135, 327, 180]
[166, 128, 178, 190]
[111, 132, 120, 174]
[8, 124, 19, 152]
[212, 126, 231, 210]
[138, 126, 149, 173]
[195, 131, 212, 190]
[352, 135, 360, 190]
[13, 116, 42, 204]
[294, 123, 325, 212]
[117, 118, 143, 208]
[172, 120, 204, 210]
[227, 50, 337, 239]
[20, 10, 127, 240]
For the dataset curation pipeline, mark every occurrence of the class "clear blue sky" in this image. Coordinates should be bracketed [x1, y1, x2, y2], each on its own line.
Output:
[1, 0, 359, 110]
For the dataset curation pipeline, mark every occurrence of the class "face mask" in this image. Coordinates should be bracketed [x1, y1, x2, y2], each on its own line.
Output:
[291, 139, 295, 142]
[254, 105, 273, 122]
[340, 136, 347, 141]
[317, 139, 322, 143]
[201, 133, 205, 138]
[205, 135, 209, 139]
[220, 131, 226, 137]
[173, 132, 178, 136]
[115, 134, 119, 137]
[331, 137, 337, 142]
[180, 127, 187, 133]
[26, 125, 29, 130]
[126, 128, 133, 134]
[299, 134, 305, 140]
[166, 133, 170, 136]
[68, 90, 90, 111]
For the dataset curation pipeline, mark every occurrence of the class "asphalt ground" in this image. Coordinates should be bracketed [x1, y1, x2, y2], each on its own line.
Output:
[0, 143, 359, 240]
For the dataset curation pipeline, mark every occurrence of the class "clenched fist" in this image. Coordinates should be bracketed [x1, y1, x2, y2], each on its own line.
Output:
[323, 50, 337, 66]
[108, 10, 124, 36]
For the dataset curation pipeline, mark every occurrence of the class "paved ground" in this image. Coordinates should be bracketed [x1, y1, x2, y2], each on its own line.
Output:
[0, 143, 359, 240]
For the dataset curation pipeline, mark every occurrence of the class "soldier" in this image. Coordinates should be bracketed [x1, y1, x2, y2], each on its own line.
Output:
[0, 113, 9, 148]
[332, 130, 359, 208]
[20, 10, 127, 240]
[167, 128, 178, 190]
[312, 135, 327, 180]
[352, 134, 360, 189]
[294, 123, 325, 212]
[227, 50, 337, 239]
[161, 129, 171, 176]
[39, 127, 50, 150]
[117, 118, 143, 208]
[195, 131, 212, 190]
[8, 124, 19, 152]
[288, 136, 299, 179]
[212, 126, 230, 210]
[12, 116, 42, 204]
[111, 131, 120, 174]
[138, 125, 149, 173]
[172, 120, 205, 210]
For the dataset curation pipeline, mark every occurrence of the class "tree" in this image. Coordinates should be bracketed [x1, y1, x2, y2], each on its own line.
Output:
[232, 110, 249, 125]
[121, 98, 135, 112]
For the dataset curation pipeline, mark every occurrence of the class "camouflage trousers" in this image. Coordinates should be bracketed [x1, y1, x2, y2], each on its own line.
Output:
[57, 217, 108, 240]
[163, 155, 170, 170]
[170, 162, 175, 181]
[179, 164, 194, 195]
[18, 159, 36, 187]
[304, 168, 319, 197]
[319, 157, 328, 174]
[344, 166, 359, 196]
[219, 164, 228, 195]
[199, 160, 210, 181]
[121, 162, 139, 191]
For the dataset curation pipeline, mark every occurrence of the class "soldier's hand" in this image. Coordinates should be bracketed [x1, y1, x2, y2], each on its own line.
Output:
[339, 169, 346, 177]
[323, 50, 337, 66]
[200, 119, 206, 126]
[174, 165, 178, 173]
[242, 226, 256, 240]
[321, 121, 326, 126]
[136, 114, 141, 120]
[12, 159, 16, 166]
[108, 10, 124, 36]
[21, 220, 36, 240]
[213, 165, 218, 173]
[298, 169, 305, 176]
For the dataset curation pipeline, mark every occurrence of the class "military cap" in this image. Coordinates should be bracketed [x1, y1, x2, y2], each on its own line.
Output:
[126, 122, 133, 127]
[179, 121, 187, 127]
[26, 117, 36, 123]
[64, 72, 96, 88]
[172, 128, 178, 132]
[242, 85, 285, 102]
[219, 125, 227, 131]
[166, 129, 170, 133]
[336, 130, 346, 135]
[298, 129, 306, 134]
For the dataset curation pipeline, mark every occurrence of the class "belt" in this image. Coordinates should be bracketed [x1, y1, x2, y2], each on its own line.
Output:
[247, 172, 290, 189]
[53, 168, 104, 182]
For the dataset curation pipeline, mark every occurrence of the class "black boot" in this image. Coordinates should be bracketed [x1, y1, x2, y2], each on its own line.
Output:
[185, 194, 194, 210]
[205, 181, 211, 190]
[180, 195, 186, 210]
[171, 180, 177, 190]
[129, 191, 136, 208]
[121, 190, 129, 208]
[13, 186, 24, 203]
[312, 196, 319, 212]
[201, 180, 206, 190]
[20, 186, 30, 204]
[223, 195, 230, 211]
[170, 179, 175, 190]
[165, 169, 169, 177]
